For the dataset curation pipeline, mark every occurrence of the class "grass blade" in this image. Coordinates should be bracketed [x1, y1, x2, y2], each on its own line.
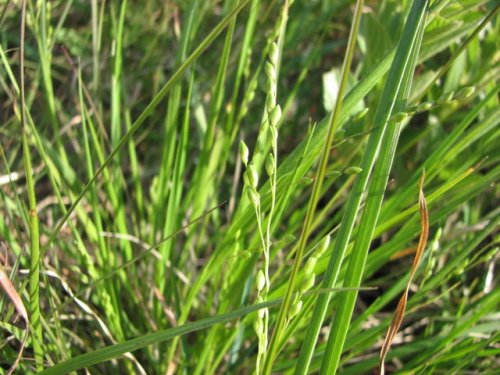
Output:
[39, 288, 366, 375]
[319, 2, 429, 371]
[294, 2, 429, 373]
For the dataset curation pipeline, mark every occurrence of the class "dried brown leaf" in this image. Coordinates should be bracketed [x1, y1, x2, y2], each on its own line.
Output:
[0, 262, 30, 375]
[0, 266, 28, 323]
[379, 171, 429, 375]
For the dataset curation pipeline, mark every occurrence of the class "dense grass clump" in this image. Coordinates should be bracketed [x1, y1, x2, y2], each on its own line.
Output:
[0, 0, 498, 374]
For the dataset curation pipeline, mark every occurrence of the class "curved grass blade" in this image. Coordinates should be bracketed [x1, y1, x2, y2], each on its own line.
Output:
[39, 287, 370, 375]
[39, 299, 281, 375]
[379, 172, 429, 374]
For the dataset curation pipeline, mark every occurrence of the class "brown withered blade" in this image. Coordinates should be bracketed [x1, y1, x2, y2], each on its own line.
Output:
[379, 171, 429, 375]
[0, 264, 28, 323]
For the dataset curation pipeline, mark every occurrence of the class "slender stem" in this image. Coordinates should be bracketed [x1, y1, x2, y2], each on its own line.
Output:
[261, 1, 364, 373]
[20, 0, 43, 370]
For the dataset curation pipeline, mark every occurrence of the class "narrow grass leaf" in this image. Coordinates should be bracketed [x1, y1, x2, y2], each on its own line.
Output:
[39, 287, 367, 375]
[19, 0, 43, 370]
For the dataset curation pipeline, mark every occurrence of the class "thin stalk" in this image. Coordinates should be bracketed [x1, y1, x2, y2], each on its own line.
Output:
[261, 1, 364, 373]
[20, 0, 43, 370]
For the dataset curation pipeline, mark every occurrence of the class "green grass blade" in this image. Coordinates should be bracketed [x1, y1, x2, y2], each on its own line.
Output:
[39, 288, 361, 375]
[319, 2, 429, 372]
[40, 299, 281, 375]
[294, 1, 430, 373]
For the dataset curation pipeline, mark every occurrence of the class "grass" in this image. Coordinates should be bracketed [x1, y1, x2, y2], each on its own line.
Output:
[0, 0, 498, 374]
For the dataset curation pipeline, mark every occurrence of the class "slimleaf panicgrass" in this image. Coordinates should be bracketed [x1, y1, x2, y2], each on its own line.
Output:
[1, 0, 498, 373]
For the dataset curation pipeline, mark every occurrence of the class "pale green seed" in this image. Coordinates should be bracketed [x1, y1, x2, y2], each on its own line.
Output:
[454, 86, 475, 100]
[270, 105, 281, 127]
[417, 101, 433, 112]
[246, 188, 260, 207]
[317, 235, 331, 257]
[344, 166, 363, 175]
[300, 273, 315, 293]
[248, 89, 256, 102]
[353, 107, 369, 121]
[266, 78, 276, 98]
[239, 250, 252, 260]
[304, 256, 318, 276]
[256, 269, 266, 291]
[266, 94, 276, 111]
[390, 112, 408, 123]
[239, 140, 249, 166]
[247, 163, 259, 188]
[265, 61, 276, 82]
[327, 170, 342, 178]
[298, 176, 314, 186]
[243, 171, 250, 187]
[437, 91, 455, 104]
[405, 105, 418, 115]
[265, 153, 275, 176]
[269, 42, 279, 67]
[260, 118, 269, 133]
[288, 299, 303, 320]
